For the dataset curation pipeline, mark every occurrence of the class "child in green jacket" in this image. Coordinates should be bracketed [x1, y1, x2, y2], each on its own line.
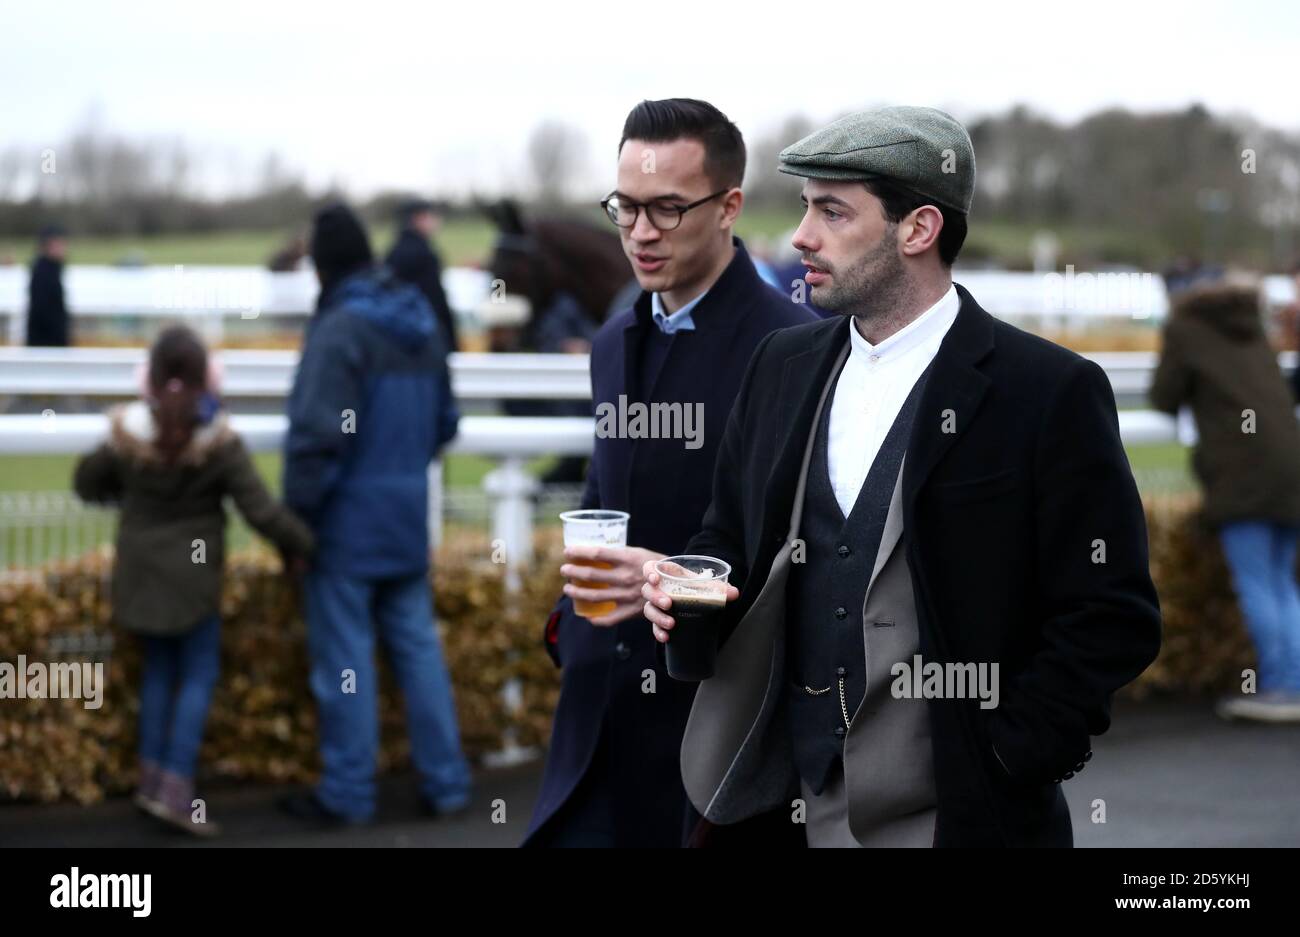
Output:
[75, 325, 312, 836]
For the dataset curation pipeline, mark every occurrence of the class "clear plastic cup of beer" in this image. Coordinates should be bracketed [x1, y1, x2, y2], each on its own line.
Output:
[560, 510, 630, 619]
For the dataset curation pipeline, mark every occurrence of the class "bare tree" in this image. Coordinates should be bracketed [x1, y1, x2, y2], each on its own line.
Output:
[527, 120, 588, 206]
[744, 115, 815, 207]
[0, 147, 28, 203]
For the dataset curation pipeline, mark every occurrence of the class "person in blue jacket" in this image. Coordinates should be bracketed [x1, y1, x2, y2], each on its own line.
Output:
[279, 202, 470, 825]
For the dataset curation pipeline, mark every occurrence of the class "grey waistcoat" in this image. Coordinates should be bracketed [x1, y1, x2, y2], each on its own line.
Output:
[680, 339, 940, 846]
[786, 362, 929, 794]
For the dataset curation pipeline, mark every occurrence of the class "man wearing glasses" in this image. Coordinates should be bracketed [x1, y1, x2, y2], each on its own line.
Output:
[523, 98, 812, 847]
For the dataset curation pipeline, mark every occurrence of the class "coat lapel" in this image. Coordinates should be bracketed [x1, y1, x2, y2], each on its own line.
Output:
[614, 302, 653, 509]
[865, 455, 907, 597]
[621, 296, 653, 404]
[786, 341, 851, 538]
[902, 283, 996, 506]
[762, 319, 852, 542]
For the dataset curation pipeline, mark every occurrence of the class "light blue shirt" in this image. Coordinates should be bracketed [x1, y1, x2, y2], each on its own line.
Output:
[650, 289, 709, 334]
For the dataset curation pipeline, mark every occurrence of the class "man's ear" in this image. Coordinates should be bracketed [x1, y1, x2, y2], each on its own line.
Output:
[720, 187, 744, 230]
[901, 205, 944, 258]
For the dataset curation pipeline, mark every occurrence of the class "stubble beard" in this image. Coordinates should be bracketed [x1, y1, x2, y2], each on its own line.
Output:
[812, 225, 912, 331]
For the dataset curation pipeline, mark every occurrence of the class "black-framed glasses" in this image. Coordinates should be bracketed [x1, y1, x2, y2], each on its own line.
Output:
[600, 189, 729, 231]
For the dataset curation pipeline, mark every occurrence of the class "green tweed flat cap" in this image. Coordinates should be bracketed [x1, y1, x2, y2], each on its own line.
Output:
[779, 105, 975, 214]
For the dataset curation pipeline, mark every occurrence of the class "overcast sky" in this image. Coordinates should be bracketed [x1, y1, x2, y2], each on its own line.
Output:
[2, 0, 1296, 198]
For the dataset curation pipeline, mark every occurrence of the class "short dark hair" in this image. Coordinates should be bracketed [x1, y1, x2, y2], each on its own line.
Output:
[618, 98, 746, 190]
[862, 178, 967, 267]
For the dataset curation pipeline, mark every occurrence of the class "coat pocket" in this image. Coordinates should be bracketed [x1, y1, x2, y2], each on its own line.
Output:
[928, 468, 1021, 505]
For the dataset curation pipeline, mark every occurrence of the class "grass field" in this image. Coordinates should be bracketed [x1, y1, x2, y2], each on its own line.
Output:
[0, 451, 559, 495]
[0, 445, 1191, 496]
[0, 222, 495, 269]
[0, 209, 805, 269]
[0, 211, 1168, 272]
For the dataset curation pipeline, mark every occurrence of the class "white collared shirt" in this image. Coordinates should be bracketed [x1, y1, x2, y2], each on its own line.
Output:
[826, 284, 960, 516]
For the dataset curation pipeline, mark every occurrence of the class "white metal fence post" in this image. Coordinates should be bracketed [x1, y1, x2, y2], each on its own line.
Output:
[482, 457, 539, 593]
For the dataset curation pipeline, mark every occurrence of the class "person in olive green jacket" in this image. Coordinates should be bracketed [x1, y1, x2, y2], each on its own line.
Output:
[1150, 282, 1300, 722]
[75, 326, 314, 835]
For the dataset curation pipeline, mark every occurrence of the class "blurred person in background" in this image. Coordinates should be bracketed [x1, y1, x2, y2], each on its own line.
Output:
[74, 326, 314, 836]
[26, 224, 70, 346]
[267, 232, 309, 272]
[385, 198, 459, 354]
[1151, 281, 1300, 722]
[279, 203, 471, 826]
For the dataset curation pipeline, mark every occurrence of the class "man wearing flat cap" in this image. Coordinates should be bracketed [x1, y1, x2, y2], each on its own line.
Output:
[643, 106, 1161, 846]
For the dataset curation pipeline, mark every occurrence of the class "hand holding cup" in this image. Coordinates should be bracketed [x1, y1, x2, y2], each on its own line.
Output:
[642, 555, 738, 681]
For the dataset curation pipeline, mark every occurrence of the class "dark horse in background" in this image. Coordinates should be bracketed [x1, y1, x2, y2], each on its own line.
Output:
[484, 199, 635, 484]
[484, 199, 633, 351]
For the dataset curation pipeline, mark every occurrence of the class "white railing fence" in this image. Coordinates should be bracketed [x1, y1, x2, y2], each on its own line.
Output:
[0, 413, 594, 588]
[0, 483, 587, 584]
[3, 264, 1297, 331]
[0, 398, 1218, 585]
[0, 348, 593, 402]
[0, 491, 119, 578]
[0, 265, 495, 346]
[3, 347, 1297, 412]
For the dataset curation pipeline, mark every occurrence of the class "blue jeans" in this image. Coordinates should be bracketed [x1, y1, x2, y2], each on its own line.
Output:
[1219, 522, 1300, 692]
[305, 571, 472, 821]
[138, 615, 222, 778]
